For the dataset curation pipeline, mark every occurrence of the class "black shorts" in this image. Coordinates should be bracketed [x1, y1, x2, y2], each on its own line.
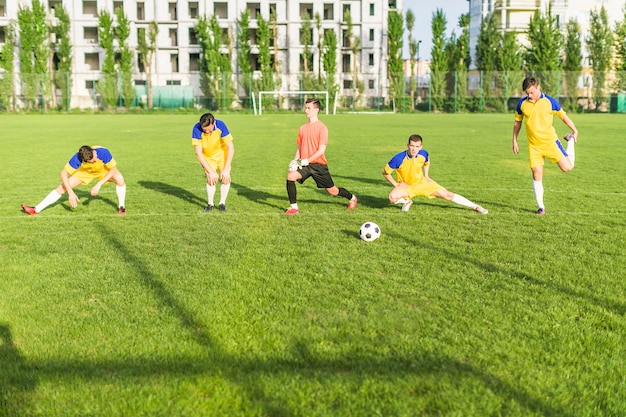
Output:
[297, 164, 335, 189]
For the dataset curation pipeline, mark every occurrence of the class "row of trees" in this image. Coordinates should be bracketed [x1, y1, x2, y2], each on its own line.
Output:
[1, 2, 625, 112]
[401, 4, 626, 113]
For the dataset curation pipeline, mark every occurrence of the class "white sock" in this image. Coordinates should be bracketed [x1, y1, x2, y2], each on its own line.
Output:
[396, 198, 408, 205]
[290, 203, 298, 210]
[219, 183, 230, 205]
[533, 180, 544, 209]
[566, 141, 575, 167]
[116, 185, 126, 208]
[206, 184, 216, 205]
[451, 193, 477, 209]
[35, 190, 63, 213]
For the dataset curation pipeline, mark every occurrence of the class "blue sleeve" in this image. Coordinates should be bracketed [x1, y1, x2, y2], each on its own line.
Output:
[191, 122, 203, 140]
[515, 97, 527, 115]
[68, 152, 81, 169]
[215, 119, 230, 137]
[419, 149, 429, 162]
[387, 151, 407, 169]
[545, 94, 562, 111]
[96, 147, 113, 164]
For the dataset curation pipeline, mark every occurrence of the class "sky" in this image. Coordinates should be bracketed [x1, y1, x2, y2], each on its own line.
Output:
[401, 0, 470, 60]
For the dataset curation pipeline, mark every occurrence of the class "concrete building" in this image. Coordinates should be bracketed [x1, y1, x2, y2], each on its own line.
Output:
[0, 0, 402, 108]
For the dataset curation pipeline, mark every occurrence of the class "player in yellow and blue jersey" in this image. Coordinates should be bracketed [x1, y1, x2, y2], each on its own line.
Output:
[512, 76, 578, 215]
[21, 145, 127, 215]
[192, 112, 234, 212]
[382, 134, 488, 214]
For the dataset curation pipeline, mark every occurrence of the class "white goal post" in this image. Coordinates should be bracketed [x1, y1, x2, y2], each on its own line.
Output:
[258, 91, 329, 115]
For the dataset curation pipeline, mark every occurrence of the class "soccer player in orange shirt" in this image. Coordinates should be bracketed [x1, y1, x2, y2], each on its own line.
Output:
[284, 98, 357, 215]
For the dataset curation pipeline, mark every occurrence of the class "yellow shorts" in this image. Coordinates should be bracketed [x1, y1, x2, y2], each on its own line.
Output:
[406, 180, 444, 199]
[203, 155, 225, 172]
[528, 140, 567, 168]
[72, 168, 111, 185]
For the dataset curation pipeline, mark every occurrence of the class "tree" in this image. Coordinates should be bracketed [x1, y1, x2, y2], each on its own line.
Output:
[447, 13, 470, 113]
[586, 5, 613, 111]
[300, 11, 315, 90]
[563, 19, 583, 112]
[17, 0, 49, 110]
[497, 32, 524, 111]
[0, 22, 16, 111]
[115, 7, 136, 108]
[525, 5, 563, 95]
[255, 14, 276, 107]
[615, 7, 626, 92]
[475, 13, 500, 110]
[236, 9, 252, 105]
[387, 9, 403, 111]
[52, 5, 72, 111]
[406, 9, 417, 110]
[315, 12, 323, 83]
[137, 21, 158, 109]
[430, 9, 448, 112]
[97, 10, 117, 109]
[322, 29, 339, 109]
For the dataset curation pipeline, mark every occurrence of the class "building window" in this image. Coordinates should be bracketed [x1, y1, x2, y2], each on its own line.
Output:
[0, 26, 5, 43]
[189, 53, 200, 71]
[300, 3, 313, 19]
[342, 4, 350, 21]
[170, 54, 179, 73]
[343, 79, 352, 89]
[169, 3, 177, 20]
[189, 28, 198, 45]
[137, 53, 145, 72]
[247, 3, 260, 19]
[137, 2, 145, 20]
[300, 53, 314, 72]
[215, 2, 228, 19]
[82, 1, 97, 16]
[368, 79, 375, 89]
[169, 28, 178, 46]
[370, 3, 375, 16]
[83, 27, 98, 44]
[369, 53, 374, 66]
[166, 80, 181, 86]
[323, 3, 333, 20]
[342, 54, 350, 73]
[114, 1, 123, 11]
[85, 52, 99, 71]
[342, 30, 350, 47]
[189, 2, 198, 18]
[85, 80, 95, 90]
[369, 28, 374, 41]
[49, 0, 62, 13]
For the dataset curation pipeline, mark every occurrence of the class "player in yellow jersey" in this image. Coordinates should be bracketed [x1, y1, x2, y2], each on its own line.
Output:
[21, 145, 127, 215]
[191, 112, 234, 212]
[383, 134, 488, 214]
[512, 76, 578, 215]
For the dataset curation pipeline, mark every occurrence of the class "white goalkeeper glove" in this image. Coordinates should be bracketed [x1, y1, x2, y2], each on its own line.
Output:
[298, 158, 309, 167]
[288, 159, 299, 172]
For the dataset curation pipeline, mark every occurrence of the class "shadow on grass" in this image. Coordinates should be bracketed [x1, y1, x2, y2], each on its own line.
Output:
[1, 223, 582, 416]
[0, 324, 37, 417]
[138, 181, 205, 208]
[230, 182, 284, 210]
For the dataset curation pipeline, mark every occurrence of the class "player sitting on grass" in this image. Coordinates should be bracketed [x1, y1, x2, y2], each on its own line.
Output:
[382, 134, 488, 214]
[21, 145, 127, 215]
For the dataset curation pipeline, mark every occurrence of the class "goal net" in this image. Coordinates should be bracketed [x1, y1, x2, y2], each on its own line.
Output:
[258, 91, 329, 115]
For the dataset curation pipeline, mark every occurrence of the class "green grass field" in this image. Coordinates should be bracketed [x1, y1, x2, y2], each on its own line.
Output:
[1, 113, 625, 416]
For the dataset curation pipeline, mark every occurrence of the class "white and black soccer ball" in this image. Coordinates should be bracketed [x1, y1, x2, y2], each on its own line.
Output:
[359, 222, 381, 242]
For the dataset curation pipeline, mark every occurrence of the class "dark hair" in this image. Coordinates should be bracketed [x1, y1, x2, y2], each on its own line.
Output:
[408, 134, 423, 144]
[522, 76, 539, 91]
[199, 112, 215, 127]
[78, 145, 94, 162]
[305, 97, 322, 110]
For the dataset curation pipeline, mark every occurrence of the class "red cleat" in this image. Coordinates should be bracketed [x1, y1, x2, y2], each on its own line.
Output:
[21, 204, 37, 215]
[347, 196, 358, 210]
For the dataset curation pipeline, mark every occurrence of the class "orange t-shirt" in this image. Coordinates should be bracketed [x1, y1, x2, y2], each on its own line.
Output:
[297, 120, 328, 165]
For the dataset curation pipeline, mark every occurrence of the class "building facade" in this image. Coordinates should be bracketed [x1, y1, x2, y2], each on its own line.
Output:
[0, 0, 401, 108]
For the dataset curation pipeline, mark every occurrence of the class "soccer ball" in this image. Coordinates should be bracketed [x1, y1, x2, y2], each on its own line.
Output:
[359, 222, 381, 242]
